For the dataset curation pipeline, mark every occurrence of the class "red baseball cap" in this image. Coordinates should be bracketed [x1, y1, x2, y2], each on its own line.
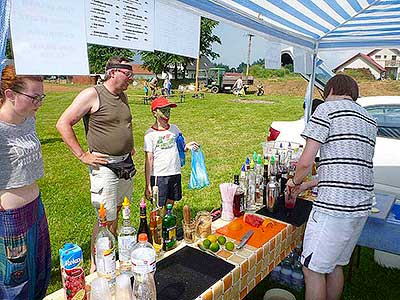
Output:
[151, 97, 177, 111]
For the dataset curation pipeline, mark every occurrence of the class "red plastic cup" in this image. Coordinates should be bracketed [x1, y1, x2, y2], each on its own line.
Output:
[285, 186, 297, 209]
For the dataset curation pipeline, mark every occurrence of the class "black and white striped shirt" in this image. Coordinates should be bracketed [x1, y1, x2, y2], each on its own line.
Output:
[302, 99, 377, 217]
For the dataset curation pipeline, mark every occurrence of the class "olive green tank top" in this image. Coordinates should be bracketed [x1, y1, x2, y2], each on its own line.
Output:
[83, 85, 133, 155]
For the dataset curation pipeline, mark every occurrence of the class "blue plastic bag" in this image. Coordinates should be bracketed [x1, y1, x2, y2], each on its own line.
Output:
[189, 147, 210, 190]
[176, 133, 186, 167]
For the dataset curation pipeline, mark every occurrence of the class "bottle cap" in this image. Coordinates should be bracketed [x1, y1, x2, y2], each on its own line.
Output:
[122, 196, 130, 207]
[140, 198, 146, 208]
[166, 203, 173, 210]
[241, 164, 245, 172]
[99, 203, 106, 219]
[250, 159, 255, 169]
[138, 233, 148, 242]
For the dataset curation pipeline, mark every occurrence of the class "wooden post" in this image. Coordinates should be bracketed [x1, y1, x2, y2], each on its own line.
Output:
[195, 51, 201, 93]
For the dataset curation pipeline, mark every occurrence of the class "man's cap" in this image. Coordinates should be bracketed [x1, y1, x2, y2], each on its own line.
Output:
[151, 97, 177, 111]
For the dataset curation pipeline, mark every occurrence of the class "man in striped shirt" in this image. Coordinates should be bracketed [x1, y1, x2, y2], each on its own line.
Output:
[288, 74, 377, 300]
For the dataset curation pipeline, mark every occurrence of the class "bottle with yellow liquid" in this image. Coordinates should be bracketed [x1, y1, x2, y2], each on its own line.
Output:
[118, 197, 136, 275]
[149, 186, 163, 255]
[95, 203, 116, 291]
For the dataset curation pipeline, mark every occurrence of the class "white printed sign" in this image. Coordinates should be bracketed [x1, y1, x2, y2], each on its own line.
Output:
[10, 0, 89, 75]
[154, 1, 201, 58]
[86, 0, 154, 51]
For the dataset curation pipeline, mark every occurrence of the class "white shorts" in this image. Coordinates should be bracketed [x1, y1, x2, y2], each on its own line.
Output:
[301, 208, 368, 274]
[89, 154, 133, 221]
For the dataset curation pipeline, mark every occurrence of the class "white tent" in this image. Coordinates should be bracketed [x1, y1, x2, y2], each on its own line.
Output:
[175, 0, 400, 119]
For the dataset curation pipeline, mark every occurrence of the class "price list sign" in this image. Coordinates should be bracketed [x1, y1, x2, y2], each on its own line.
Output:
[86, 0, 154, 51]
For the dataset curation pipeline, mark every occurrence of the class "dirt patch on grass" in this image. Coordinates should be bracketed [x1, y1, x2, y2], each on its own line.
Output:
[230, 99, 274, 104]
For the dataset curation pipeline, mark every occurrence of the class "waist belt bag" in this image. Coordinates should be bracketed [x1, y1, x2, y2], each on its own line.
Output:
[105, 154, 136, 180]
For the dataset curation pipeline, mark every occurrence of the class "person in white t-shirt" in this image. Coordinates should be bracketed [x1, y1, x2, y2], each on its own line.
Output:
[144, 97, 198, 207]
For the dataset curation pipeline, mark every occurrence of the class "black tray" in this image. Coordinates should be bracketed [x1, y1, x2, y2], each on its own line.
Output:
[155, 246, 235, 300]
[256, 196, 313, 227]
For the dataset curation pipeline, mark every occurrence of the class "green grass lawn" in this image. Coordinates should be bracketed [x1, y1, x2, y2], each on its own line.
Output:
[38, 85, 400, 299]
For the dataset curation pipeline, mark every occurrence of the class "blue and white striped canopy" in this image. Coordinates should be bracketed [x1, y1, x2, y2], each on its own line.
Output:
[177, 0, 400, 50]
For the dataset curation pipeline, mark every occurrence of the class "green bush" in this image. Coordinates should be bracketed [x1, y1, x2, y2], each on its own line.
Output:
[249, 64, 298, 79]
[339, 68, 375, 81]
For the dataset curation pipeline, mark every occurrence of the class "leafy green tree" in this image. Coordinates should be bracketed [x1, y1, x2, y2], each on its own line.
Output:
[252, 58, 265, 66]
[236, 62, 246, 73]
[87, 44, 133, 74]
[214, 63, 230, 72]
[200, 18, 221, 60]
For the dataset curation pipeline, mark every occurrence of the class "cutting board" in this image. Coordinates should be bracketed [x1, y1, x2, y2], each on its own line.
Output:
[216, 216, 287, 248]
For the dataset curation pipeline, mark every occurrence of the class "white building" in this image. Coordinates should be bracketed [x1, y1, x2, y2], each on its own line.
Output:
[333, 49, 400, 80]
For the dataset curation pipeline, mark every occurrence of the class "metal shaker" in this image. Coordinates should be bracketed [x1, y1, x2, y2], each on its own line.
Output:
[267, 176, 279, 212]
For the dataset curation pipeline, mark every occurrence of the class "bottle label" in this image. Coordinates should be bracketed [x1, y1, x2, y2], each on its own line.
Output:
[131, 248, 156, 274]
[96, 237, 116, 277]
[122, 207, 130, 220]
[118, 236, 136, 261]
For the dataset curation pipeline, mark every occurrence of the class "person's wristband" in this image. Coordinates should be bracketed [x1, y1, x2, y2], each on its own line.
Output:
[292, 177, 302, 186]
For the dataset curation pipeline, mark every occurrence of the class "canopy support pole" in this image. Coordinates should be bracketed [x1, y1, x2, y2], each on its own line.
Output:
[304, 42, 319, 123]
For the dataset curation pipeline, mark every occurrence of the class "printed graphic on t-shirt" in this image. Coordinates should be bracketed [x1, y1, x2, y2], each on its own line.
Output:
[7, 133, 42, 167]
[156, 133, 175, 150]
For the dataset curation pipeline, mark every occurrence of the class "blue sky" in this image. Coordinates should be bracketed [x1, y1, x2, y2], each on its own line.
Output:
[212, 22, 374, 71]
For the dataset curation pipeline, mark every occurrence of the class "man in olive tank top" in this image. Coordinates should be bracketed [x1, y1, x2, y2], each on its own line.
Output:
[56, 56, 135, 272]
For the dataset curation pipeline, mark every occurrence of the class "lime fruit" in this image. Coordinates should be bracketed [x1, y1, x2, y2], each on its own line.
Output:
[202, 239, 211, 249]
[225, 241, 235, 251]
[207, 234, 217, 243]
[217, 236, 226, 245]
[209, 242, 220, 253]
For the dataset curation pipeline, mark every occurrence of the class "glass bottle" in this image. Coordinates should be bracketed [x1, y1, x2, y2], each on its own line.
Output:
[267, 176, 279, 212]
[255, 154, 263, 206]
[137, 198, 152, 244]
[118, 197, 137, 275]
[233, 175, 245, 217]
[131, 234, 157, 300]
[95, 203, 116, 291]
[247, 160, 257, 211]
[149, 186, 163, 255]
[239, 164, 248, 210]
[263, 156, 269, 206]
[162, 204, 177, 251]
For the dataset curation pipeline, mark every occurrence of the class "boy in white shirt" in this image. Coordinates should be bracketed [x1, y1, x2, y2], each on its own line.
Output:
[144, 97, 198, 206]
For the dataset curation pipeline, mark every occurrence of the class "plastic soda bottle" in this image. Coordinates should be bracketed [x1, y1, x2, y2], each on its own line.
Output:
[131, 233, 157, 300]
[176, 133, 186, 167]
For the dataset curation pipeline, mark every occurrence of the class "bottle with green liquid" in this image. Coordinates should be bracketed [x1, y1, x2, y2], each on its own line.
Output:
[162, 204, 177, 251]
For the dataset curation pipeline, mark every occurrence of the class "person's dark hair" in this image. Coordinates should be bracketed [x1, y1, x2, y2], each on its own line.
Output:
[323, 74, 359, 101]
[104, 56, 131, 80]
[303, 98, 324, 115]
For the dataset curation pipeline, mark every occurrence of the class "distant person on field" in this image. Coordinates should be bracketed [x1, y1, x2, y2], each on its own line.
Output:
[56, 56, 136, 273]
[149, 76, 158, 98]
[287, 74, 377, 300]
[162, 75, 172, 97]
[144, 97, 199, 207]
[0, 64, 51, 299]
[232, 76, 245, 96]
[143, 80, 149, 97]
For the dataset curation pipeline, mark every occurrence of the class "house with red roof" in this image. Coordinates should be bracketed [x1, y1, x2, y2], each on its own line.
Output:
[333, 49, 400, 80]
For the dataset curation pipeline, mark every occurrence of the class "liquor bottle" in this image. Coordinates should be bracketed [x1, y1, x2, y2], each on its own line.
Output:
[95, 203, 116, 290]
[149, 186, 163, 254]
[247, 160, 257, 211]
[137, 198, 152, 244]
[255, 154, 263, 206]
[118, 197, 137, 275]
[239, 164, 248, 210]
[263, 156, 269, 206]
[233, 175, 245, 217]
[162, 204, 177, 251]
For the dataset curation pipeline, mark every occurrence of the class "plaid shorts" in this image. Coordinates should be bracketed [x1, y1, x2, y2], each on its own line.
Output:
[0, 194, 51, 300]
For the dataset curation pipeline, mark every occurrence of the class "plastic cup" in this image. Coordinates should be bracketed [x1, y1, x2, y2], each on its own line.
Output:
[90, 277, 112, 300]
[115, 274, 132, 300]
[182, 220, 196, 244]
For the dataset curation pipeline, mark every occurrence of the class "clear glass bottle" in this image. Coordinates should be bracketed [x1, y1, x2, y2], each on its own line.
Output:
[149, 186, 163, 255]
[263, 156, 269, 206]
[95, 203, 116, 291]
[131, 234, 157, 300]
[239, 164, 248, 210]
[247, 160, 257, 211]
[255, 154, 264, 206]
[162, 204, 177, 251]
[118, 197, 137, 275]
[267, 176, 279, 212]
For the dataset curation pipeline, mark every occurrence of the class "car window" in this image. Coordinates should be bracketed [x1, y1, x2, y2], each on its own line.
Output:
[365, 105, 400, 139]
